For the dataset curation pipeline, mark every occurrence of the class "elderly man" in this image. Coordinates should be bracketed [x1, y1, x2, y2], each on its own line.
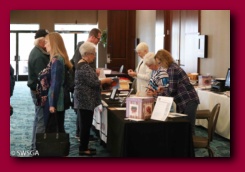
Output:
[27, 29, 50, 151]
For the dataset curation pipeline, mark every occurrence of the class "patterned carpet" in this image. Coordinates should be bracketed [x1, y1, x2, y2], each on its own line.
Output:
[10, 81, 230, 157]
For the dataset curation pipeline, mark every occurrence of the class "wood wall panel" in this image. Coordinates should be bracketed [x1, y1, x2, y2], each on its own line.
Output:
[168, 10, 200, 73]
[107, 10, 136, 72]
[170, 10, 181, 64]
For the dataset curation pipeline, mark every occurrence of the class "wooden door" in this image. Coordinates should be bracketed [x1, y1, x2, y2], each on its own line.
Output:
[155, 10, 171, 52]
[170, 10, 200, 73]
[107, 10, 136, 73]
[180, 10, 199, 73]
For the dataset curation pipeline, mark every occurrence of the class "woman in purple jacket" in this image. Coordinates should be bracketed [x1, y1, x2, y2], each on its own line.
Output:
[154, 49, 200, 134]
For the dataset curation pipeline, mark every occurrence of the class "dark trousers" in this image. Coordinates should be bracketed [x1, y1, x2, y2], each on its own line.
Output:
[78, 109, 93, 151]
[184, 101, 198, 135]
[46, 111, 65, 133]
[76, 112, 80, 136]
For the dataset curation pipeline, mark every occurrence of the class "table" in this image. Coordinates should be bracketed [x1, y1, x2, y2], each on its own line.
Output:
[92, 93, 124, 143]
[92, 105, 108, 143]
[99, 68, 129, 78]
[107, 109, 194, 157]
[195, 89, 230, 139]
[105, 70, 128, 78]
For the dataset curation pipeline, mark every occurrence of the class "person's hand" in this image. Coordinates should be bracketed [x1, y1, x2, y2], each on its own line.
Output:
[146, 86, 157, 97]
[101, 78, 113, 85]
[50, 106, 56, 113]
[96, 69, 100, 77]
[157, 86, 164, 94]
[128, 69, 136, 77]
[128, 69, 133, 73]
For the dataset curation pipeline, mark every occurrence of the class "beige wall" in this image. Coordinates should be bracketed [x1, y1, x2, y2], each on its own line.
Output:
[136, 10, 230, 78]
[200, 10, 230, 78]
[136, 10, 156, 66]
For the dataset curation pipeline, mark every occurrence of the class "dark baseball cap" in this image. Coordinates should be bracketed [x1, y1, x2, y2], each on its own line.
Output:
[35, 29, 49, 39]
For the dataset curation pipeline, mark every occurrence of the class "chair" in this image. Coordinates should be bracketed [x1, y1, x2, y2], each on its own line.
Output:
[196, 109, 211, 121]
[193, 103, 221, 157]
[119, 65, 124, 73]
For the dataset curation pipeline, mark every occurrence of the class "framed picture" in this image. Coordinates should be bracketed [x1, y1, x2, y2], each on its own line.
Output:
[197, 35, 208, 58]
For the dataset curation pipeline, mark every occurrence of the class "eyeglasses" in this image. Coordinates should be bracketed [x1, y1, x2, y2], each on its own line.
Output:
[85, 52, 96, 56]
[90, 52, 96, 56]
[95, 36, 101, 41]
[156, 60, 161, 65]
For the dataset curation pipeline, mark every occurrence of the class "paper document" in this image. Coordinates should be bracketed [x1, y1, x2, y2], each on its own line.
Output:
[124, 118, 144, 121]
[115, 107, 126, 110]
[168, 113, 187, 118]
[99, 69, 106, 79]
[151, 96, 173, 121]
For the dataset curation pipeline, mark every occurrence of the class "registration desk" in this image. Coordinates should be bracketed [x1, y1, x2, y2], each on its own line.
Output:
[106, 109, 194, 157]
[195, 89, 230, 139]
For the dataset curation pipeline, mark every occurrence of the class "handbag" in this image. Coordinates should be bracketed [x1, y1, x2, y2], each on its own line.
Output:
[36, 114, 70, 157]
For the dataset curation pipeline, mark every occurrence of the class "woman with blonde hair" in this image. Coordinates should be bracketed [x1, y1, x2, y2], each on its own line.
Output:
[44, 32, 73, 133]
[154, 49, 199, 134]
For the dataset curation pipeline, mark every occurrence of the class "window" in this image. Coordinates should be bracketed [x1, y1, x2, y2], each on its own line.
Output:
[10, 24, 39, 80]
[55, 24, 98, 66]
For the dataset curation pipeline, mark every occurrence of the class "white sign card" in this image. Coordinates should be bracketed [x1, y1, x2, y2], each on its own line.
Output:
[151, 96, 173, 121]
[168, 113, 187, 118]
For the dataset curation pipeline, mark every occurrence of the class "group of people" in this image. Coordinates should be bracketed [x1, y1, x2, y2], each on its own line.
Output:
[27, 28, 112, 156]
[128, 42, 199, 134]
[27, 27, 199, 157]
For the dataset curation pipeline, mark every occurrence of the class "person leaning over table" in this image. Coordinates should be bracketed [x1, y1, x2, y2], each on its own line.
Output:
[144, 52, 176, 112]
[144, 52, 169, 96]
[127, 42, 152, 95]
[74, 41, 113, 156]
[44, 32, 73, 133]
[154, 49, 200, 135]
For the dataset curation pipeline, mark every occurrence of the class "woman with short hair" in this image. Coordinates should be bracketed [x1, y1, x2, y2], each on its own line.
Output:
[127, 42, 152, 95]
[74, 41, 113, 156]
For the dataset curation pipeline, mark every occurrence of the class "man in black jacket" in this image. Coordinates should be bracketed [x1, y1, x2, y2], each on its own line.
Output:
[27, 29, 49, 151]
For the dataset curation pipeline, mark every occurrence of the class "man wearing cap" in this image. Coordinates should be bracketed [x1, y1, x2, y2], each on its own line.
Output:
[27, 29, 50, 151]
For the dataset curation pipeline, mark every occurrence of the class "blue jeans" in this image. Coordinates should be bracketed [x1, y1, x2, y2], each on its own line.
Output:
[184, 101, 198, 135]
[30, 90, 45, 150]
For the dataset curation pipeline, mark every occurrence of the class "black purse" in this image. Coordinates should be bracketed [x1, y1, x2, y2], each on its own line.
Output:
[36, 114, 70, 157]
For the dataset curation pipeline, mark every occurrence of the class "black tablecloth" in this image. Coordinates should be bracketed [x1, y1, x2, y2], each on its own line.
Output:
[107, 110, 194, 157]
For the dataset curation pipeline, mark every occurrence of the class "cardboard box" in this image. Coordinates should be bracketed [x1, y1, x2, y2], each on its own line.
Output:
[126, 97, 155, 120]
[198, 75, 212, 86]
[119, 80, 130, 89]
